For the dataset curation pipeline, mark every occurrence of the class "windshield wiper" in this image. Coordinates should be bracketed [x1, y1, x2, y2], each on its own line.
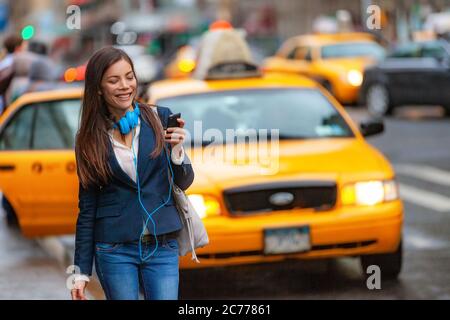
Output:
[276, 134, 307, 140]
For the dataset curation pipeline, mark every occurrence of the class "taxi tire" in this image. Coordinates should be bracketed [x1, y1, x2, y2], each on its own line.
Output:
[443, 105, 450, 118]
[366, 83, 393, 117]
[360, 240, 402, 280]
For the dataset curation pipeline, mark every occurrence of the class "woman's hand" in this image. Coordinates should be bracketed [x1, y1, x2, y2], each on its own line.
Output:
[165, 117, 186, 151]
[71, 280, 88, 300]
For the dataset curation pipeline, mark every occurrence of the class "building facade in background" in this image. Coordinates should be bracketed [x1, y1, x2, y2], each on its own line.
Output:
[2, 0, 450, 64]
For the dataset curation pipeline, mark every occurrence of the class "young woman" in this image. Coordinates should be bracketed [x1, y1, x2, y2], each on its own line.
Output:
[71, 47, 194, 300]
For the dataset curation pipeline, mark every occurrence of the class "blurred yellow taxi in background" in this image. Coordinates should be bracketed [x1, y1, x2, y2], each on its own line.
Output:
[263, 33, 386, 104]
[0, 88, 82, 236]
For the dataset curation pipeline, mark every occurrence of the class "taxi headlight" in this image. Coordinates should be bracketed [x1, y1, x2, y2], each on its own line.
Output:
[341, 180, 399, 206]
[347, 69, 363, 86]
[187, 194, 221, 218]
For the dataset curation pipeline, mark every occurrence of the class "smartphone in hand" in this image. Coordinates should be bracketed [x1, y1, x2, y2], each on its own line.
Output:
[167, 113, 181, 129]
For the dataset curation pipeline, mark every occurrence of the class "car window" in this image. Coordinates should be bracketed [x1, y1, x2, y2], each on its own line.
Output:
[157, 88, 354, 145]
[0, 105, 35, 150]
[286, 47, 297, 60]
[296, 47, 312, 61]
[321, 42, 385, 60]
[304, 48, 312, 61]
[32, 99, 81, 150]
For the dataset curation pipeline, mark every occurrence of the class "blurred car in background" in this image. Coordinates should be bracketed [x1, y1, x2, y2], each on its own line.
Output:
[148, 28, 403, 278]
[263, 32, 386, 104]
[360, 39, 450, 117]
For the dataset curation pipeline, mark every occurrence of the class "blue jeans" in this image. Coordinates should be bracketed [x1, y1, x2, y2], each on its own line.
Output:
[94, 237, 179, 300]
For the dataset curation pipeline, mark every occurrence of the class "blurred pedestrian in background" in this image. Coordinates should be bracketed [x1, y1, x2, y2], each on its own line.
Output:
[5, 48, 35, 105]
[5, 40, 58, 105]
[25, 41, 59, 93]
[0, 34, 25, 115]
[25, 56, 58, 93]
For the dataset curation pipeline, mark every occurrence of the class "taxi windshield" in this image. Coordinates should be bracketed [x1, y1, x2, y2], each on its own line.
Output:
[321, 42, 385, 60]
[156, 88, 354, 145]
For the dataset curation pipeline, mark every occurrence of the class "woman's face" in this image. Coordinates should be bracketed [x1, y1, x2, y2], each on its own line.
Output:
[100, 58, 137, 117]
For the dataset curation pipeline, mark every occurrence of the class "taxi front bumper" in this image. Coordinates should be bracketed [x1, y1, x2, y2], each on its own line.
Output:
[180, 200, 403, 269]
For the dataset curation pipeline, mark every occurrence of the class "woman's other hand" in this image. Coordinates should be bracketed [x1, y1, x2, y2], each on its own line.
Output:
[71, 280, 88, 300]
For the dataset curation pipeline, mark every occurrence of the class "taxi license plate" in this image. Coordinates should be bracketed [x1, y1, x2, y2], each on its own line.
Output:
[264, 226, 311, 255]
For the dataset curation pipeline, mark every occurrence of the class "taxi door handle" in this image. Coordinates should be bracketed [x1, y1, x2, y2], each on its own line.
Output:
[66, 161, 76, 173]
[31, 162, 43, 173]
[0, 164, 15, 171]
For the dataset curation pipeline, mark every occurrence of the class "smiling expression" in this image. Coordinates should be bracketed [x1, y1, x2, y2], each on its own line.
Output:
[100, 58, 137, 120]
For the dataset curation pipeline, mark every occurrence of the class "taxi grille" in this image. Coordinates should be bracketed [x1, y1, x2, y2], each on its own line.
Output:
[223, 181, 337, 215]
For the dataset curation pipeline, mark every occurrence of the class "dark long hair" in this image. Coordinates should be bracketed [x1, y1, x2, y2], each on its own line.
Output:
[75, 46, 164, 189]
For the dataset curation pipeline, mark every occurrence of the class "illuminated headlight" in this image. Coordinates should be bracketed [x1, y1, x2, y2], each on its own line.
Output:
[347, 69, 363, 86]
[341, 180, 399, 206]
[187, 194, 221, 219]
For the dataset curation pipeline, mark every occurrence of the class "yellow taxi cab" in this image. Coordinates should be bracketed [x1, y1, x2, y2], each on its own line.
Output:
[147, 29, 403, 278]
[0, 88, 82, 236]
[262, 33, 386, 104]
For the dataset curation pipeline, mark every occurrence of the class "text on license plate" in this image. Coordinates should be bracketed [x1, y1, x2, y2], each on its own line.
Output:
[264, 226, 311, 255]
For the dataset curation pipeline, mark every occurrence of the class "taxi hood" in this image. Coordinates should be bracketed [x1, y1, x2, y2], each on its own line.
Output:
[187, 138, 393, 192]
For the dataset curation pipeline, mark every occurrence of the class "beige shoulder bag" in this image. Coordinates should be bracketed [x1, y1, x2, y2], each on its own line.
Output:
[170, 180, 209, 262]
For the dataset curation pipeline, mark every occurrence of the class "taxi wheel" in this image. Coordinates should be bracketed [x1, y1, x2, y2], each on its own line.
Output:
[360, 240, 402, 280]
[2, 197, 19, 227]
[443, 105, 450, 118]
[366, 83, 393, 117]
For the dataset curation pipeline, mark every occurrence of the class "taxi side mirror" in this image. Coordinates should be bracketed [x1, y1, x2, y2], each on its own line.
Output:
[360, 119, 384, 137]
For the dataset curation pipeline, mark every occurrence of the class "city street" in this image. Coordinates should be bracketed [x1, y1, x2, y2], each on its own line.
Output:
[1, 105, 449, 300]
[0, 213, 70, 299]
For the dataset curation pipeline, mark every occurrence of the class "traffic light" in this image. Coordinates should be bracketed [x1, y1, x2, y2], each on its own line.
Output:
[21, 25, 35, 40]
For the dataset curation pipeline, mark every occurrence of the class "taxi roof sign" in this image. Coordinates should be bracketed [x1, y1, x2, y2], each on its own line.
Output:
[193, 29, 260, 80]
[209, 20, 233, 30]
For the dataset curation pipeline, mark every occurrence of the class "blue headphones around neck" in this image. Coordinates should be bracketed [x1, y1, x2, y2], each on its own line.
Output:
[113, 102, 140, 135]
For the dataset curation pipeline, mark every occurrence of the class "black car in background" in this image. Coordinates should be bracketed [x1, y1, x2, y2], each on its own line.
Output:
[360, 39, 450, 117]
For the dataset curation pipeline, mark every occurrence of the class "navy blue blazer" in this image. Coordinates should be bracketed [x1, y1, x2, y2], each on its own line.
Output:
[74, 105, 194, 275]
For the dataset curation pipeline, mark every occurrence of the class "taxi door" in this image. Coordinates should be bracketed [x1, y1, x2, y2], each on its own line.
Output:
[0, 99, 81, 237]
